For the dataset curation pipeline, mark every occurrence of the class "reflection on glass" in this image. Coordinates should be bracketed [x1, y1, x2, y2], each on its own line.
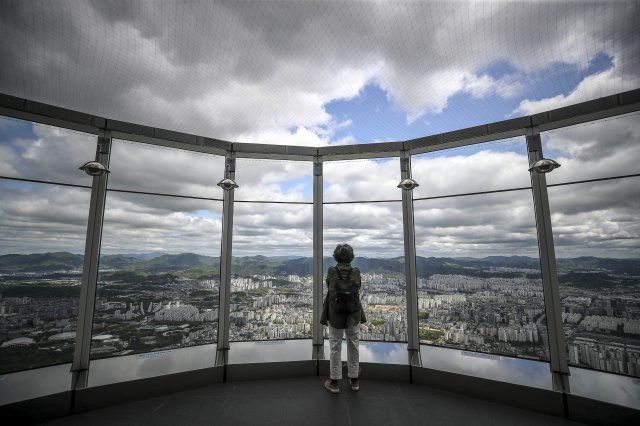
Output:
[542, 113, 640, 185]
[0, 363, 73, 405]
[323, 202, 407, 342]
[229, 339, 312, 364]
[91, 192, 222, 359]
[323, 158, 400, 202]
[108, 139, 225, 198]
[568, 366, 640, 409]
[420, 345, 552, 390]
[231, 203, 313, 341]
[323, 340, 408, 364]
[234, 159, 312, 202]
[88, 344, 215, 387]
[411, 137, 530, 199]
[414, 191, 550, 361]
[0, 180, 91, 373]
[0, 116, 97, 186]
[548, 178, 640, 377]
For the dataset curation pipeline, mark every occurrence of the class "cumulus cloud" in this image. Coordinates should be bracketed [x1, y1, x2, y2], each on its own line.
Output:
[411, 138, 531, 198]
[1, 1, 638, 144]
[0, 182, 92, 254]
[542, 112, 640, 184]
[1, 2, 639, 258]
[324, 157, 401, 202]
[2, 119, 638, 258]
[514, 68, 640, 116]
[0, 121, 96, 186]
[324, 202, 405, 258]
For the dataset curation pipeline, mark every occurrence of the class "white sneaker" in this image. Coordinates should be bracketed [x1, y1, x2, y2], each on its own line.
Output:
[324, 379, 340, 394]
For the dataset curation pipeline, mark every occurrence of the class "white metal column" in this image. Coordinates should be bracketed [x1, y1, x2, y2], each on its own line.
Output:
[527, 129, 570, 392]
[401, 151, 421, 366]
[71, 134, 111, 389]
[312, 158, 325, 360]
[216, 152, 235, 366]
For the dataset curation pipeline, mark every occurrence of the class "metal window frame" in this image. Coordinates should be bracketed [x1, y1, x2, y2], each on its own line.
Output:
[312, 158, 325, 360]
[526, 130, 570, 392]
[401, 151, 421, 367]
[71, 133, 111, 390]
[1, 88, 639, 390]
[215, 153, 236, 366]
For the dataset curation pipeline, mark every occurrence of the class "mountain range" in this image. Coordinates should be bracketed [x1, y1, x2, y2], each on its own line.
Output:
[0, 252, 638, 277]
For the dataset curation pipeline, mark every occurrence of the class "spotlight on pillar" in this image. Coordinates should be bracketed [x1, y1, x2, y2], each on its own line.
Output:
[528, 158, 561, 173]
[217, 178, 239, 191]
[79, 161, 110, 176]
[397, 178, 419, 190]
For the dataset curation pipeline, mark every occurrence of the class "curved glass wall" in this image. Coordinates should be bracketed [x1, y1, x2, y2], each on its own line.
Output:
[544, 115, 640, 379]
[230, 159, 313, 364]
[0, 104, 638, 410]
[323, 157, 407, 345]
[0, 118, 94, 375]
[420, 345, 553, 390]
[412, 138, 550, 362]
[90, 140, 223, 371]
[547, 181, 640, 377]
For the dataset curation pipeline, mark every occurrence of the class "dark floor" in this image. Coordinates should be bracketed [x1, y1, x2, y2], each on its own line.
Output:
[44, 377, 587, 426]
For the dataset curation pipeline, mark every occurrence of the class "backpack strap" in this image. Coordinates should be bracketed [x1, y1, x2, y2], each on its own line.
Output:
[335, 267, 353, 281]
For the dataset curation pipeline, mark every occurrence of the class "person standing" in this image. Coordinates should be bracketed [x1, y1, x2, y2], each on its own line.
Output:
[320, 243, 366, 393]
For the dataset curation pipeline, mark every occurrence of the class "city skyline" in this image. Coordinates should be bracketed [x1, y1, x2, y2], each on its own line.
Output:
[1, 252, 638, 379]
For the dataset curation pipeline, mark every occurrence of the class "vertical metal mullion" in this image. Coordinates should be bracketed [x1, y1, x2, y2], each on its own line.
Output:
[526, 129, 570, 392]
[312, 158, 325, 360]
[215, 152, 235, 366]
[401, 151, 421, 367]
[71, 133, 111, 389]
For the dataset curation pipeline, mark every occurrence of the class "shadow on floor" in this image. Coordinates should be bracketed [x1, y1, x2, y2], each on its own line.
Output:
[44, 377, 587, 426]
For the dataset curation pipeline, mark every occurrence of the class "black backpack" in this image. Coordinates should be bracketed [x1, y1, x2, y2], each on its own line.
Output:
[333, 267, 359, 315]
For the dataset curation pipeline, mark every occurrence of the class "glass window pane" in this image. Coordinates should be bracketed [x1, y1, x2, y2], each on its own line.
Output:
[548, 177, 640, 377]
[323, 340, 408, 364]
[324, 201, 407, 343]
[107, 139, 225, 198]
[234, 159, 312, 202]
[568, 366, 640, 409]
[229, 340, 312, 364]
[0, 363, 73, 405]
[88, 344, 216, 387]
[542, 113, 640, 185]
[323, 158, 401, 202]
[414, 190, 550, 361]
[420, 345, 553, 390]
[0, 180, 90, 373]
[231, 202, 313, 341]
[411, 137, 530, 199]
[91, 192, 222, 361]
[0, 116, 96, 187]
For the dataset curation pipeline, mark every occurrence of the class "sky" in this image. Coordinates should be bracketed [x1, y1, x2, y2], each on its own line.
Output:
[0, 1, 639, 259]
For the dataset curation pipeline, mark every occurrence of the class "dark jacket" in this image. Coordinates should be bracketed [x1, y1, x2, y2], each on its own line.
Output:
[320, 262, 366, 329]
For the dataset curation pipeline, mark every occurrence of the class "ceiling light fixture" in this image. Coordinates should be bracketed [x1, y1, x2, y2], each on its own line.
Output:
[397, 178, 419, 190]
[217, 178, 239, 191]
[79, 161, 110, 176]
[528, 159, 561, 173]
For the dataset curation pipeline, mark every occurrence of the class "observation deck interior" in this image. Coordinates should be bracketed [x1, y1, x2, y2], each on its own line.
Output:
[1, 89, 639, 426]
[1, 2, 640, 424]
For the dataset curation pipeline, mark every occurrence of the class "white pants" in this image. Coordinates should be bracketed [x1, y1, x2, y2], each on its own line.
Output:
[328, 323, 360, 380]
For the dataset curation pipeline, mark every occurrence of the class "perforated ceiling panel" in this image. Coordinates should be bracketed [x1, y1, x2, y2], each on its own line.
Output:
[1, 0, 638, 146]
